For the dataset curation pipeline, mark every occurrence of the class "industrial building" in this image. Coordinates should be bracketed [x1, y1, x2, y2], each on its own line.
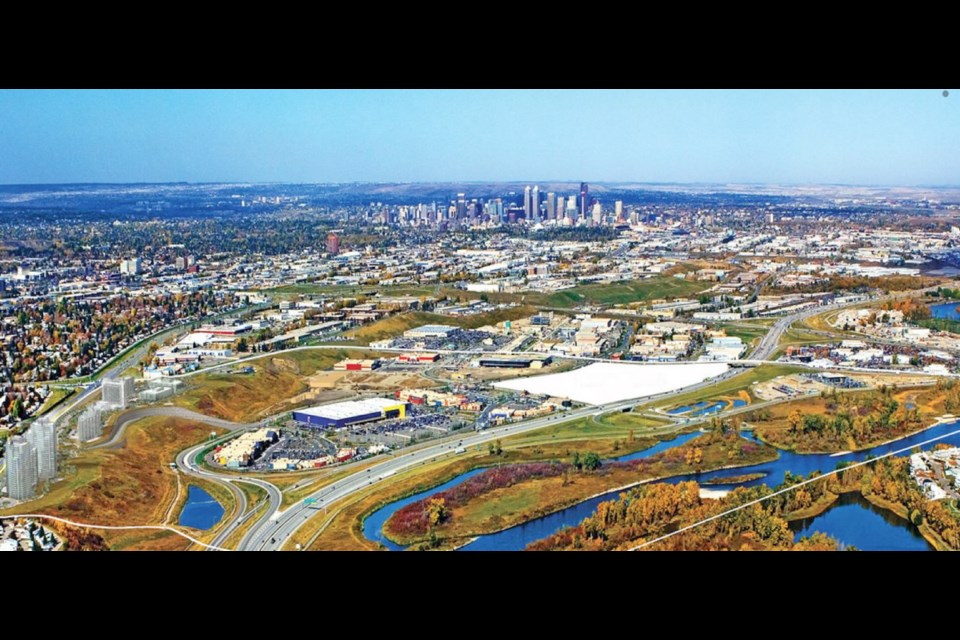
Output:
[197, 323, 252, 336]
[396, 353, 440, 364]
[403, 324, 458, 339]
[333, 358, 381, 372]
[6, 435, 37, 501]
[477, 355, 553, 369]
[25, 418, 56, 481]
[292, 398, 409, 429]
[102, 377, 135, 409]
[139, 378, 185, 403]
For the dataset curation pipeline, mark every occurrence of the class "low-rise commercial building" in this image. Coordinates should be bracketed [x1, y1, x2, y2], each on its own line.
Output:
[291, 398, 409, 429]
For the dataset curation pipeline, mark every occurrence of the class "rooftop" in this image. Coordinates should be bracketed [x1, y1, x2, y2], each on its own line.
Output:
[295, 397, 402, 420]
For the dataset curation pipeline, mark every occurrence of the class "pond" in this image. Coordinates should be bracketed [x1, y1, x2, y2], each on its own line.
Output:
[179, 485, 225, 531]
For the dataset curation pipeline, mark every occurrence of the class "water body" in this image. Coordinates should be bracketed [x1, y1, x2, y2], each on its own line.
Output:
[790, 493, 933, 551]
[367, 421, 960, 551]
[364, 432, 699, 551]
[668, 398, 747, 417]
[930, 302, 960, 321]
[668, 401, 711, 415]
[363, 468, 487, 551]
[178, 485, 225, 531]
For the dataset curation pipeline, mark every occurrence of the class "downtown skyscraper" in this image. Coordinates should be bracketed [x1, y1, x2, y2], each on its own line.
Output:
[580, 182, 589, 220]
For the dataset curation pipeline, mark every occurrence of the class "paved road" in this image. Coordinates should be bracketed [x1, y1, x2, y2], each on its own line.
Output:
[86, 404, 280, 548]
[38, 286, 932, 550]
[174, 436, 282, 549]
[89, 406, 257, 450]
[238, 291, 919, 551]
[238, 366, 748, 551]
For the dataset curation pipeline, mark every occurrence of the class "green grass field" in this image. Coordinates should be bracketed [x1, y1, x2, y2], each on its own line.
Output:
[518, 276, 707, 308]
[345, 306, 537, 344]
[503, 412, 671, 448]
[718, 323, 770, 348]
[35, 387, 75, 417]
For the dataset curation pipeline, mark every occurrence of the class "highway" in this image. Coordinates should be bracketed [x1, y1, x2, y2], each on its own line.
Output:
[89, 406, 258, 450]
[175, 435, 282, 549]
[237, 362, 755, 551]
[28, 286, 932, 550]
[235, 292, 903, 551]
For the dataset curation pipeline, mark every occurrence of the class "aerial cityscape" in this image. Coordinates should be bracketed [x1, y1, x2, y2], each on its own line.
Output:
[3, 88, 960, 552]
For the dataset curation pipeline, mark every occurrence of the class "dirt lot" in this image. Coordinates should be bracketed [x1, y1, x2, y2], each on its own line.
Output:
[752, 371, 937, 401]
[305, 370, 436, 393]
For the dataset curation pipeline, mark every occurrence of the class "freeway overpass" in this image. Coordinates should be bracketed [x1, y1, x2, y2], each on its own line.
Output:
[234, 289, 936, 551]
[23, 284, 936, 549]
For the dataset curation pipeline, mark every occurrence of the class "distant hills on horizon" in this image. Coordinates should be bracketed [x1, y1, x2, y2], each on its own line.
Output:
[1, 181, 959, 213]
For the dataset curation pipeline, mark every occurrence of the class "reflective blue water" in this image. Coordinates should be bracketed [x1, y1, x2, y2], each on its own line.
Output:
[363, 468, 487, 551]
[670, 398, 748, 417]
[790, 492, 932, 551]
[365, 432, 700, 550]
[179, 486, 225, 531]
[608, 432, 700, 462]
[668, 401, 711, 415]
[930, 302, 960, 321]
[368, 420, 960, 551]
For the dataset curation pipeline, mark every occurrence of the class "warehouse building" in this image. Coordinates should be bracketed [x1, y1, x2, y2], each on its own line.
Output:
[403, 324, 458, 339]
[333, 358, 381, 371]
[477, 355, 553, 369]
[396, 353, 440, 363]
[292, 398, 409, 429]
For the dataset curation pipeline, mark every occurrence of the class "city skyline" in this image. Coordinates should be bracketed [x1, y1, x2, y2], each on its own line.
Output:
[0, 89, 956, 186]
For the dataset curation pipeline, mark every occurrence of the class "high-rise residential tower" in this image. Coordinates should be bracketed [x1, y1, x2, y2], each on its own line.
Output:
[6, 435, 37, 501]
[102, 377, 135, 410]
[26, 418, 56, 481]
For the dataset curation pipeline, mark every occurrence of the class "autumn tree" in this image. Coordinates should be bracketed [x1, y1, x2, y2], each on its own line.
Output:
[788, 409, 803, 434]
[426, 498, 447, 527]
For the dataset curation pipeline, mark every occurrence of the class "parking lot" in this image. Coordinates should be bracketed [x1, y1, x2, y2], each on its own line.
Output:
[248, 427, 337, 472]
[322, 405, 461, 449]
[389, 328, 514, 352]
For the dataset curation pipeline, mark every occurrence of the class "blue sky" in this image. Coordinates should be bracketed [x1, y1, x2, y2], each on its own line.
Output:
[0, 89, 955, 185]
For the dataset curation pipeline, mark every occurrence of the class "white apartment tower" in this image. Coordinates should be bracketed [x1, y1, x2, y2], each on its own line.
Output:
[26, 417, 57, 481]
[102, 377, 135, 409]
[6, 435, 37, 501]
[77, 402, 107, 442]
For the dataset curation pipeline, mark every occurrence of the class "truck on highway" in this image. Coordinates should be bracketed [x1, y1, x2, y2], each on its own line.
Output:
[454, 446, 466, 454]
